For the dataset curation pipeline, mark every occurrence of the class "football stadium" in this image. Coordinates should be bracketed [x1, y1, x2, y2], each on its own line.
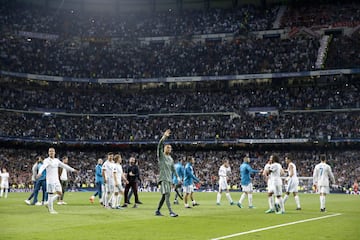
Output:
[0, 0, 359, 239]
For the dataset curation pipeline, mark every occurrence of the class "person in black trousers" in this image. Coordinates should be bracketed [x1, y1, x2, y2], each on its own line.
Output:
[123, 157, 142, 208]
[127, 159, 141, 203]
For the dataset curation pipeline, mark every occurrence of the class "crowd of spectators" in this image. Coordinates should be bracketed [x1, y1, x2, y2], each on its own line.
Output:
[1, 76, 359, 141]
[1, 2, 359, 79]
[0, 148, 358, 193]
[1, 77, 359, 114]
[281, 2, 360, 28]
[0, 4, 278, 38]
[2, 2, 359, 38]
[0, 2, 359, 195]
[0, 36, 319, 78]
[325, 33, 360, 69]
[0, 110, 359, 141]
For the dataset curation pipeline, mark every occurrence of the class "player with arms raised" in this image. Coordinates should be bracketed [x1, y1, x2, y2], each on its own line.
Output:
[37, 147, 78, 214]
[155, 129, 180, 217]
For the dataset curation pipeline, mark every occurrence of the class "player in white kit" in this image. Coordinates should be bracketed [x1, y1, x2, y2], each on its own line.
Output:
[216, 159, 234, 205]
[0, 168, 10, 198]
[263, 158, 275, 213]
[102, 152, 116, 208]
[265, 155, 285, 214]
[313, 155, 336, 212]
[113, 154, 128, 209]
[283, 155, 301, 210]
[37, 147, 78, 214]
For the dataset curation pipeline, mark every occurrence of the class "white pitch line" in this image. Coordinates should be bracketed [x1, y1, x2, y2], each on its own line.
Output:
[211, 213, 342, 240]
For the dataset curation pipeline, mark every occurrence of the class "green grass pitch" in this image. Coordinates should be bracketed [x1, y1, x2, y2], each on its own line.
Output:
[0, 191, 359, 240]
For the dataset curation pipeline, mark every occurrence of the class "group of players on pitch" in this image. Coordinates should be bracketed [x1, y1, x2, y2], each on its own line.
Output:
[159, 129, 335, 217]
[33, 129, 335, 216]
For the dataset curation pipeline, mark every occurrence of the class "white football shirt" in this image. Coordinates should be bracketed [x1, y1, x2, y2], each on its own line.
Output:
[313, 162, 335, 187]
[269, 162, 283, 186]
[38, 157, 75, 185]
[218, 165, 231, 179]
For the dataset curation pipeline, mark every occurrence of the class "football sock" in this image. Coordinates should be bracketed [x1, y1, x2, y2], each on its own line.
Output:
[225, 193, 233, 203]
[108, 192, 114, 206]
[48, 193, 58, 211]
[118, 194, 123, 207]
[278, 197, 285, 212]
[294, 195, 301, 208]
[104, 192, 109, 207]
[216, 192, 221, 203]
[165, 193, 172, 212]
[283, 194, 289, 204]
[239, 193, 246, 204]
[248, 194, 253, 206]
[157, 194, 165, 211]
[320, 195, 325, 209]
[112, 194, 117, 207]
[268, 196, 274, 209]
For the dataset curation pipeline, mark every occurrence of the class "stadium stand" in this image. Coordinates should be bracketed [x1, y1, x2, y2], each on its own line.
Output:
[0, 0, 359, 191]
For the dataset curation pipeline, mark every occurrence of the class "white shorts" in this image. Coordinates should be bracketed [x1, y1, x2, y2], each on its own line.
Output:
[183, 184, 194, 194]
[267, 181, 274, 193]
[285, 178, 299, 193]
[105, 183, 115, 193]
[47, 182, 62, 193]
[271, 184, 283, 196]
[318, 186, 330, 194]
[1, 182, 9, 189]
[218, 178, 229, 191]
[241, 183, 253, 193]
[114, 184, 124, 193]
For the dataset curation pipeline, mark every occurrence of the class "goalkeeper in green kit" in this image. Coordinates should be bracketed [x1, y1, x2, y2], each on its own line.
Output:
[155, 129, 181, 217]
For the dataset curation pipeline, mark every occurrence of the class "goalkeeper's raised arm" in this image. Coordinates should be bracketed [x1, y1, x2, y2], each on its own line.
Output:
[157, 129, 171, 160]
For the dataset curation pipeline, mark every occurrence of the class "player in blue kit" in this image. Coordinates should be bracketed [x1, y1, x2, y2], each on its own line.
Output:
[183, 156, 200, 208]
[238, 156, 261, 209]
[173, 158, 185, 204]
